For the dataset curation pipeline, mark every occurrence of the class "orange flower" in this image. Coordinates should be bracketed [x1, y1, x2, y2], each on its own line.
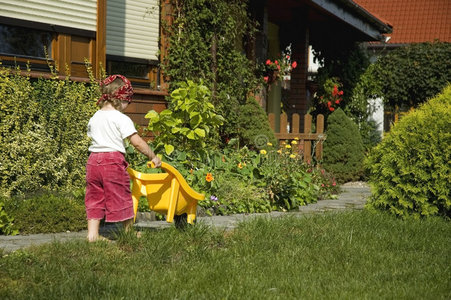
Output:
[190, 169, 193, 174]
[206, 173, 214, 182]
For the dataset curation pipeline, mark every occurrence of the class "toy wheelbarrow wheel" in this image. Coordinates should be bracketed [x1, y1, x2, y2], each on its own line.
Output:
[127, 162, 205, 227]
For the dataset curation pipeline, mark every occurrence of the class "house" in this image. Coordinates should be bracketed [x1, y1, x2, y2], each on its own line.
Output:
[0, 0, 391, 134]
[354, 0, 451, 132]
[246, 0, 392, 132]
[0, 0, 168, 127]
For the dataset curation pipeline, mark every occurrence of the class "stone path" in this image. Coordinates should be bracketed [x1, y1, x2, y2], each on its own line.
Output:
[0, 184, 371, 253]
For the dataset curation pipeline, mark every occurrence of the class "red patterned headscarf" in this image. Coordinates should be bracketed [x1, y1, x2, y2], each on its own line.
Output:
[97, 74, 134, 105]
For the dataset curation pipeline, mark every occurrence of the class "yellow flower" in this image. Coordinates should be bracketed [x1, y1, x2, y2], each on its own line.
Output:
[291, 140, 298, 145]
[238, 162, 243, 169]
[277, 149, 282, 154]
[260, 149, 267, 155]
[294, 137, 299, 140]
[290, 154, 296, 159]
[267, 142, 273, 146]
[285, 144, 291, 149]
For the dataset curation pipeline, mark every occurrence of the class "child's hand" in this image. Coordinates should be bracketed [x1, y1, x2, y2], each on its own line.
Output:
[151, 156, 162, 168]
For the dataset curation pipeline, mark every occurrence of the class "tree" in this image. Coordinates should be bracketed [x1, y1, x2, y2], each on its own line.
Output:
[372, 41, 451, 108]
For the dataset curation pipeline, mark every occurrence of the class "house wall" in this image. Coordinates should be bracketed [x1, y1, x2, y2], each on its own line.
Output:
[0, 0, 168, 127]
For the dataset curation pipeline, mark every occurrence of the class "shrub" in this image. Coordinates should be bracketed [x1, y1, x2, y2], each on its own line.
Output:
[4, 191, 86, 234]
[322, 108, 365, 183]
[202, 176, 271, 215]
[145, 80, 224, 157]
[235, 96, 277, 149]
[365, 85, 451, 219]
[0, 67, 98, 197]
[0, 199, 18, 235]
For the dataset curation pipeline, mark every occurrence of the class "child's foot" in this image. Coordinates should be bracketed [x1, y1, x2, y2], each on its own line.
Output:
[87, 235, 110, 243]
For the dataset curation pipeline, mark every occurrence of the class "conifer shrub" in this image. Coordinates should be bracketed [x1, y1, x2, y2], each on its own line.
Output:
[322, 108, 365, 183]
[236, 97, 277, 149]
[366, 85, 451, 219]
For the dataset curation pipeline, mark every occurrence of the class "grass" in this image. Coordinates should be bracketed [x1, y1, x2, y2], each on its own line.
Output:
[0, 210, 450, 299]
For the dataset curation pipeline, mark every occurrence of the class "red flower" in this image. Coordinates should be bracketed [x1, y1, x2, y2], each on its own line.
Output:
[286, 55, 290, 59]
[275, 60, 279, 65]
[338, 90, 344, 95]
[329, 107, 335, 112]
[266, 59, 272, 65]
[292, 61, 297, 69]
[335, 99, 340, 105]
[264, 76, 269, 82]
[332, 85, 338, 97]
[327, 101, 332, 108]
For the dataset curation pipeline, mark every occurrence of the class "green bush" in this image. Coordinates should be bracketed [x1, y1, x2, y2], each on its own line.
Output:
[322, 108, 365, 183]
[0, 199, 18, 235]
[4, 191, 86, 234]
[203, 176, 271, 215]
[366, 85, 451, 219]
[0, 67, 98, 197]
[236, 97, 277, 149]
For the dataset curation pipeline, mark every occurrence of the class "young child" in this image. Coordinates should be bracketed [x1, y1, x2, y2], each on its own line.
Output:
[85, 74, 161, 242]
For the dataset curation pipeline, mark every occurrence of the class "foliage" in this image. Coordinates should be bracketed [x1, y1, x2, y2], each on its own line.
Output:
[161, 0, 264, 145]
[235, 96, 277, 149]
[322, 108, 365, 183]
[312, 43, 370, 112]
[0, 199, 18, 235]
[365, 84, 451, 219]
[0, 66, 98, 197]
[3, 191, 86, 234]
[145, 80, 224, 156]
[372, 41, 451, 108]
[127, 141, 333, 215]
[255, 147, 319, 210]
[346, 63, 383, 151]
[309, 77, 344, 118]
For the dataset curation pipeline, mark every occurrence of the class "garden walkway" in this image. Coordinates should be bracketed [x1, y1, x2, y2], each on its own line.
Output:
[0, 183, 371, 253]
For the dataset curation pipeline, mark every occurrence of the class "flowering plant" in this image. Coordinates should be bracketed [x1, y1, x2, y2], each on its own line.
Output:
[316, 78, 344, 112]
[264, 44, 298, 84]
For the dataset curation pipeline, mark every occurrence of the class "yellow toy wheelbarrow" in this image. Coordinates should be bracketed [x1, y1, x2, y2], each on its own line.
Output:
[127, 162, 205, 227]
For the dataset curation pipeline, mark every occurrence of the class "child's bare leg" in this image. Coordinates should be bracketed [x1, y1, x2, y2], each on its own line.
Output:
[122, 218, 134, 232]
[87, 219, 101, 242]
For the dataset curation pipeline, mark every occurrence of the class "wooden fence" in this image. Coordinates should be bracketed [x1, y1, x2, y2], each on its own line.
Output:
[268, 113, 326, 162]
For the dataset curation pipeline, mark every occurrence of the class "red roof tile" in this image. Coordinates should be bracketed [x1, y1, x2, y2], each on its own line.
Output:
[354, 0, 451, 44]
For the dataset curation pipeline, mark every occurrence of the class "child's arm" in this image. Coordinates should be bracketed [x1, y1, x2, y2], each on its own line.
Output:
[128, 133, 162, 167]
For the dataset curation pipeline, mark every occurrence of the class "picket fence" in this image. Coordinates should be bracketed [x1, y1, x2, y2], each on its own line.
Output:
[268, 113, 326, 162]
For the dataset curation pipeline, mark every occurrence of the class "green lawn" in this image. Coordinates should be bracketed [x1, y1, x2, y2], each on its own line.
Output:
[1, 210, 450, 299]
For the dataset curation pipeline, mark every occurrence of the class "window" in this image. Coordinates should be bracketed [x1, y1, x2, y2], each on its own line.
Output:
[0, 24, 52, 58]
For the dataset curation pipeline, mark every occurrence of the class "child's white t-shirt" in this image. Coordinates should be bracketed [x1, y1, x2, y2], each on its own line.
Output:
[87, 110, 137, 153]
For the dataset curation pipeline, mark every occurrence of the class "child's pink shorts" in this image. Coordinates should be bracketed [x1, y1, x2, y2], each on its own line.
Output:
[85, 152, 134, 222]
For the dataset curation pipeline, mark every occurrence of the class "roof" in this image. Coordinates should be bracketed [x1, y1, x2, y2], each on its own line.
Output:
[354, 0, 451, 44]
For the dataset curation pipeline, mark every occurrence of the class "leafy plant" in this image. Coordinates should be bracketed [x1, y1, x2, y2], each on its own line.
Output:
[0, 199, 18, 235]
[161, 0, 261, 144]
[366, 84, 451, 219]
[372, 41, 451, 109]
[145, 80, 224, 157]
[322, 108, 365, 183]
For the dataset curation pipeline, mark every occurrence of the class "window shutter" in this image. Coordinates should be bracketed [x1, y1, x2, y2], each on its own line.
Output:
[0, 0, 96, 31]
[106, 0, 159, 61]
